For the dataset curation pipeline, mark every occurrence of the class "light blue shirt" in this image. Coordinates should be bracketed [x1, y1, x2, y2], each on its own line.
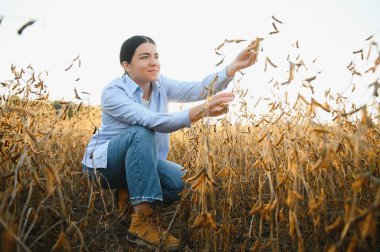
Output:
[81, 67, 233, 168]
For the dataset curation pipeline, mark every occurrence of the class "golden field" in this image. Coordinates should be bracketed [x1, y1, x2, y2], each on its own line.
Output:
[1, 42, 380, 251]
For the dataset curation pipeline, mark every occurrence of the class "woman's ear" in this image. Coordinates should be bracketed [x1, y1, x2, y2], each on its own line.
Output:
[121, 61, 129, 73]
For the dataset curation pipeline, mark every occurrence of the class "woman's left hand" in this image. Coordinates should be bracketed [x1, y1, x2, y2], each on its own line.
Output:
[227, 40, 259, 77]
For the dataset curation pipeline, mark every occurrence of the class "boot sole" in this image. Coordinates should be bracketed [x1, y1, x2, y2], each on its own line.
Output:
[126, 233, 179, 251]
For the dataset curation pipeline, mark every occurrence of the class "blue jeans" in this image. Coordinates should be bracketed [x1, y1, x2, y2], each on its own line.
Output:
[83, 126, 185, 206]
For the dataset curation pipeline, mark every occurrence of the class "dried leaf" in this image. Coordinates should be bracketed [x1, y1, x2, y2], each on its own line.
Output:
[272, 15, 283, 24]
[17, 20, 36, 35]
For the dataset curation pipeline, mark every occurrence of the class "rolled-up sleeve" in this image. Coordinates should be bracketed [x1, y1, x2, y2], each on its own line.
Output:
[162, 66, 234, 103]
[102, 86, 191, 133]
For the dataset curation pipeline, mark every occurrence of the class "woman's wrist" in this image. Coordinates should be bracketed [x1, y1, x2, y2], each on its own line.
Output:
[226, 61, 239, 78]
[189, 103, 206, 123]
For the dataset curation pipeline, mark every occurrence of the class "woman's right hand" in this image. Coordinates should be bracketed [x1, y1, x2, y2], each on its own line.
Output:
[205, 92, 234, 117]
[189, 92, 234, 123]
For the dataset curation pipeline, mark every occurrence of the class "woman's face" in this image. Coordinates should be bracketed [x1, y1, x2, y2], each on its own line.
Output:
[123, 42, 160, 85]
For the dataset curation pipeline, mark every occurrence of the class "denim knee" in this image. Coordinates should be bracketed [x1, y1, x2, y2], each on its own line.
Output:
[162, 176, 185, 204]
[172, 174, 185, 192]
[127, 126, 156, 143]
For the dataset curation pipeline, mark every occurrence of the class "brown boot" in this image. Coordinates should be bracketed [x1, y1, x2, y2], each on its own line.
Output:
[127, 207, 179, 251]
[115, 188, 132, 222]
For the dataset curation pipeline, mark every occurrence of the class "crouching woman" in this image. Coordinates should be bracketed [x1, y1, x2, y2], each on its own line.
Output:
[81, 35, 257, 251]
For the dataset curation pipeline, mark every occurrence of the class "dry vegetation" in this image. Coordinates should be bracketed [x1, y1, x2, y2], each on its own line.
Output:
[1, 28, 380, 251]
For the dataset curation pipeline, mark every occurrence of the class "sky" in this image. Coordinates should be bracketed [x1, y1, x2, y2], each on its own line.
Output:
[0, 0, 379, 120]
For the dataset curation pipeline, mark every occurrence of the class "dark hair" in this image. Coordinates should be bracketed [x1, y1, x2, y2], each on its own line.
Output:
[119, 35, 155, 65]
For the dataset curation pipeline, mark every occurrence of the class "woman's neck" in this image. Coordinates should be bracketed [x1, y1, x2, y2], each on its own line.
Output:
[126, 73, 152, 100]
[139, 82, 152, 100]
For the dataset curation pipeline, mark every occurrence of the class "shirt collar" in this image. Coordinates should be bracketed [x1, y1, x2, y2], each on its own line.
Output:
[122, 74, 160, 95]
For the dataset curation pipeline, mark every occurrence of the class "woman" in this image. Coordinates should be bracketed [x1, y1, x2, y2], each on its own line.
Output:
[81, 35, 257, 251]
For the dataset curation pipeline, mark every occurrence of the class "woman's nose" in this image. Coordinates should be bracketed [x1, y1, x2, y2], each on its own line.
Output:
[149, 58, 159, 66]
